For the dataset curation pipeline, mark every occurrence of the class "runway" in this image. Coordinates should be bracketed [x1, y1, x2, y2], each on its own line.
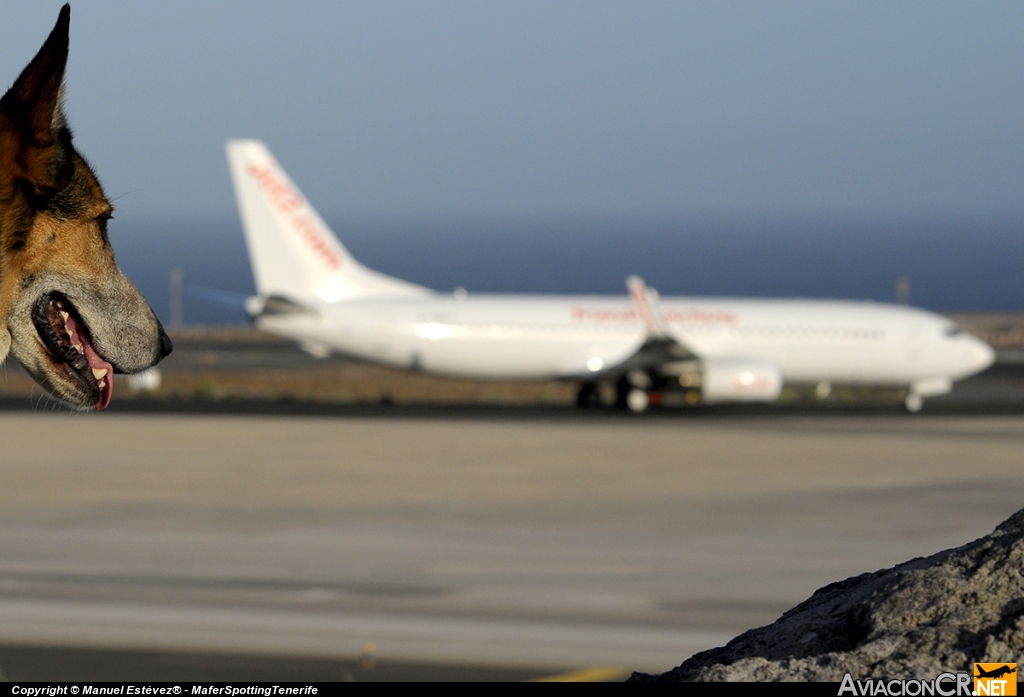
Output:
[0, 411, 1022, 679]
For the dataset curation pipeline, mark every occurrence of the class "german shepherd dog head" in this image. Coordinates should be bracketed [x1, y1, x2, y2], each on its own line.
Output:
[0, 6, 171, 409]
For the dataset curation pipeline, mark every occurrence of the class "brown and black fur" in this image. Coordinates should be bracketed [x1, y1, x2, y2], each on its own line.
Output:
[0, 5, 170, 408]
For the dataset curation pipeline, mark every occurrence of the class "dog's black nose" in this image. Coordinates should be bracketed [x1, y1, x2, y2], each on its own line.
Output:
[158, 325, 173, 359]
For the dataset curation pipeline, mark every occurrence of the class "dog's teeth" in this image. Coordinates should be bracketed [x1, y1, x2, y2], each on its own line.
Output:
[72, 341, 84, 354]
[60, 311, 69, 322]
[97, 379, 107, 389]
[92, 368, 108, 380]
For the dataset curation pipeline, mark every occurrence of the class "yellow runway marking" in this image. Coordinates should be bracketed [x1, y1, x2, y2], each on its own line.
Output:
[531, 667, 630, 682]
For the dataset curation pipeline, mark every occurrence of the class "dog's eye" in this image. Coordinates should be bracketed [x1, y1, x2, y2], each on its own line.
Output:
[95, 213, 112, 246]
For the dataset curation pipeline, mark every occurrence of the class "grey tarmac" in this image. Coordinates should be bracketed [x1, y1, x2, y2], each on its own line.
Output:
[0, 412, 1020, 676]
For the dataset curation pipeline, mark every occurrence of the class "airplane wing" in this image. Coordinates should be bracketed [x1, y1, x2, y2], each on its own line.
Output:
[604, 276, 698, 374]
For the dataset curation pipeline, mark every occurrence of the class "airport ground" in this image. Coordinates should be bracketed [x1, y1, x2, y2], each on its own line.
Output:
[0, 320, 1022, 681]
[0, 410, 1022, 680]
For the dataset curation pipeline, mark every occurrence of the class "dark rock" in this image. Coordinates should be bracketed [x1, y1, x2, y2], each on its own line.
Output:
[631, 508, 1024, 681]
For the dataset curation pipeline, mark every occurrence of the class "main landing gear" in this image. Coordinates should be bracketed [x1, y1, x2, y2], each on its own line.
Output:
[574, 373, 669, 413]
[577, 380, 652, 411]
[577, 370, 701, 413]
[615, 375, 657, 413]
[576, 381, 601, 409]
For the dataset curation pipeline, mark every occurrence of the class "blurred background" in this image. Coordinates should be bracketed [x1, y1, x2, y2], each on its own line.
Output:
[0, 1, 1022, 682]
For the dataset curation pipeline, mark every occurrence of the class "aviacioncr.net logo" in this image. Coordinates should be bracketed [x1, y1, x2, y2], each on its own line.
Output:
[974, 663, 1017, 696]
[838, 672, 973, 696]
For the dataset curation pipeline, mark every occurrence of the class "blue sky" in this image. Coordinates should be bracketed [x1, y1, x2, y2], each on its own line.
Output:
[4, 2, 1024, 320]
[2, 2, 1022, 222]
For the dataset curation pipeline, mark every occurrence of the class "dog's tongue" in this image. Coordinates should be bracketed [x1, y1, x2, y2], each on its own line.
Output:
[64, 312, 114, 410]
[82, 341, 114, 409]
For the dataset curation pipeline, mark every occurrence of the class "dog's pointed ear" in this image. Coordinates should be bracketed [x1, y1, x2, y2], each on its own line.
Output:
[0, 4, 73, 198]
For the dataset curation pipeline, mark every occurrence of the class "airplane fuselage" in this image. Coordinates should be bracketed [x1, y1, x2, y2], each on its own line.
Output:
[258, 294, 994, 385]
[228, 140, 995, 411]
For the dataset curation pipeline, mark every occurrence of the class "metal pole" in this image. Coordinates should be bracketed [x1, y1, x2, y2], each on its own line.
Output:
[895, 276, 910, 305]
[169, 269, 184, 328]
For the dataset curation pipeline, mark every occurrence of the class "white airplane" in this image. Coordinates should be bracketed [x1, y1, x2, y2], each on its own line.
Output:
[225, 139, 995, 412]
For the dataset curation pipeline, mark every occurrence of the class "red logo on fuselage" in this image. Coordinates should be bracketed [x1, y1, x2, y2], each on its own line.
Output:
[571, 306, 737, 325]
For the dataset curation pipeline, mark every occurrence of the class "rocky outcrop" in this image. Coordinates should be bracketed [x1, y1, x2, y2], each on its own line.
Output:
[632, 508, 1024, 681]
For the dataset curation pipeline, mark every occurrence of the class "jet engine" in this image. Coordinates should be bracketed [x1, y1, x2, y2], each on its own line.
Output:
[701, 359, 783, 403]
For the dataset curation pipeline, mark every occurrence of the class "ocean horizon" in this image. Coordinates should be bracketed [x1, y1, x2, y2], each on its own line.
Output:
[111, 212, 1024, 326]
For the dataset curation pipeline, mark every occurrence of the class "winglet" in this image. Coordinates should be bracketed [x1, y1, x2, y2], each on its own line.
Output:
[626, 276, 670, 337]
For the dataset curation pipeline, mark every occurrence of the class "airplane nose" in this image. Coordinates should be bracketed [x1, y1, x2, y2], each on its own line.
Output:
[969, 337, 995, 372]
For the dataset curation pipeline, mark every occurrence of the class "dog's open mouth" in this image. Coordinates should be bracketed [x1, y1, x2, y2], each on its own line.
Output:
[31, 292, 114, 409]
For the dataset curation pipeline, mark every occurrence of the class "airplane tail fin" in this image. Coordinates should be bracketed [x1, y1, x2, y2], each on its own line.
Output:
[225, 139, 431, 303]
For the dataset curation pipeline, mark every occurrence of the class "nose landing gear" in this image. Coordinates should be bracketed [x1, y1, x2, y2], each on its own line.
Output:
[904, 393, 923, 412]
[903, 377, 952, 413]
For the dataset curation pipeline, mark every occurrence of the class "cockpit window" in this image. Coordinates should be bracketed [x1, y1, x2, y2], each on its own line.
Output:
[943, 324, 963, 337]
